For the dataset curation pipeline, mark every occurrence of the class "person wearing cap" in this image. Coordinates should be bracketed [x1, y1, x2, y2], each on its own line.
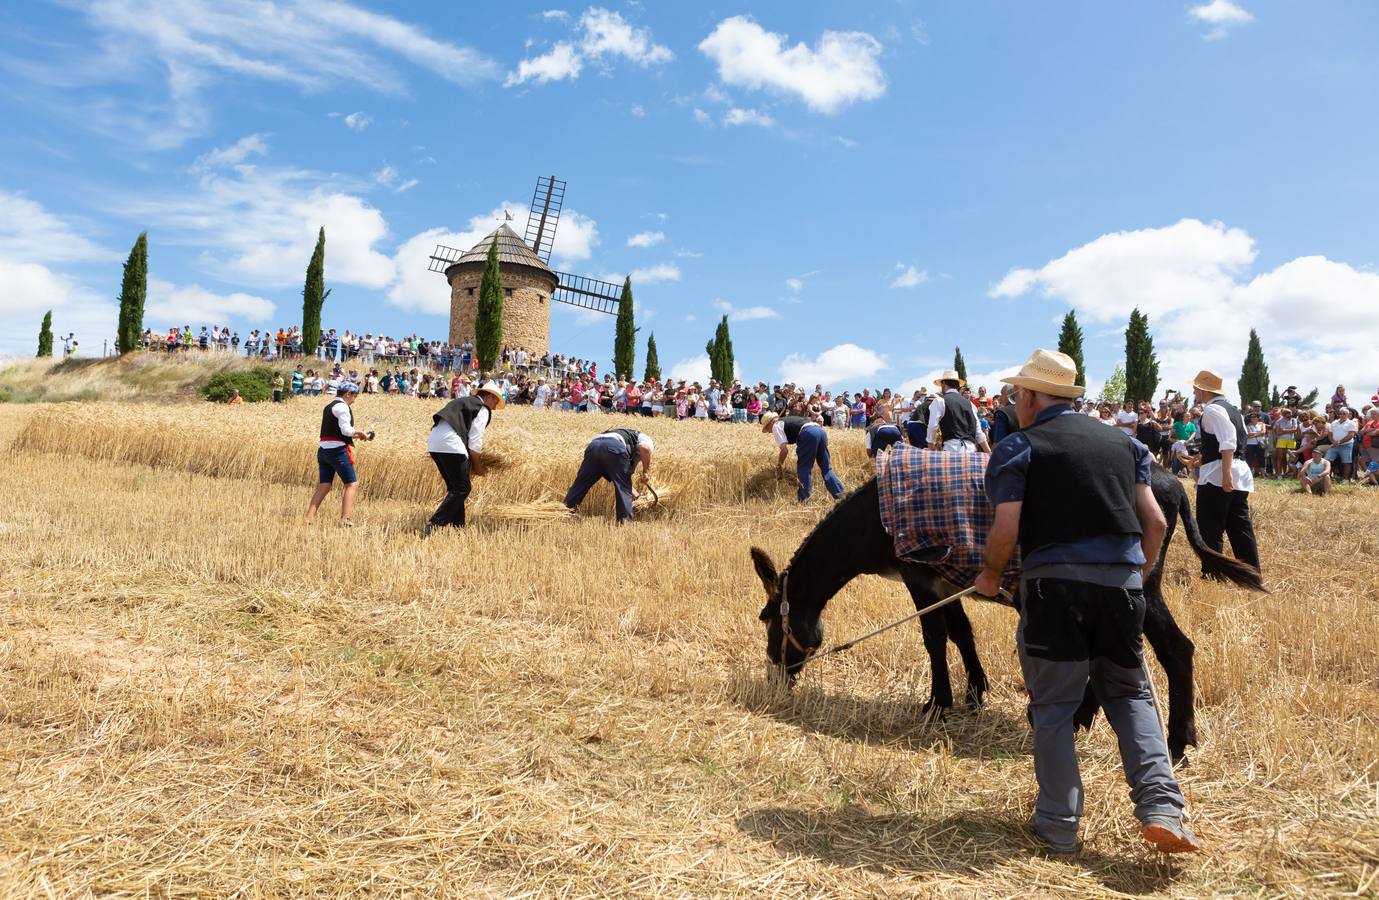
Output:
[563, 428, 655, 523]
[424, 381, 504, 533]
[864, 405, 904, 461]
[973, 348, 1198, 857]
[1191, 369, 1261, 575]
[761, 411, 845, 502]
[926, 369, 990, 453]
[306, 381, 371, 526]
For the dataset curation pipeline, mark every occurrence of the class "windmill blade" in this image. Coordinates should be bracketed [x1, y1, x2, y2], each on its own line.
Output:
[428, 244, 464, 273]
[553, 272, 623, 316]
[525, 175, 565, 264]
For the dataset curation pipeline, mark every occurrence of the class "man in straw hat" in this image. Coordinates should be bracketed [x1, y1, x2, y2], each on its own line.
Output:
[1191, 369, 1260, 574]
[306, 381, 372, 527]
[424, 380, 504, 533]
[973, 349, 1199, 856]
[761, 411, 846, 502]
[563, 427, 656, 523]
[926, 369, 990, 453]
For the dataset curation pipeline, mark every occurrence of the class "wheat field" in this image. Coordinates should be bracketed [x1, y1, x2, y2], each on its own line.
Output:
[0, 400, 1376, 897]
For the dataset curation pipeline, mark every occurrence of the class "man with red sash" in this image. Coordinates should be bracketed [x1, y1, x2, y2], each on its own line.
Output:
[306, 381, 372, 526]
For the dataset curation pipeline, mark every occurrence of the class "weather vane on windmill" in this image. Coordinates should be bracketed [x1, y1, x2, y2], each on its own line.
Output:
[429, 175, 626, 357]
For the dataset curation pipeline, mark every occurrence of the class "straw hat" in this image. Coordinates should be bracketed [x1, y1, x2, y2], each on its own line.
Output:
[1191, 370, 1225, 395]
[999, 349, 1084, 399]
[476, 380, 506, 409]
[933, 369, 965, 388]
[760, 412, 780, 431]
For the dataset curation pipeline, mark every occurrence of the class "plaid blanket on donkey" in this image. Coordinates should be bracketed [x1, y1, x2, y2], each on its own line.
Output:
[876, 445, 1021, 594]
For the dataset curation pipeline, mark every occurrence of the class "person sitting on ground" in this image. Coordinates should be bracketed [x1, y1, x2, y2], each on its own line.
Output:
[1301, 447, 1332, 495]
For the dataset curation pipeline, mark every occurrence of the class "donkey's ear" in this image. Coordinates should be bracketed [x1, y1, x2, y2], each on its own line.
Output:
[749, 546, 778, 594]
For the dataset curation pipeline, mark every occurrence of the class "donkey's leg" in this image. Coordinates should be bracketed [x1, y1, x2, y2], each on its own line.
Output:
[918, 610, 954, 713]
[1142, 587, 1197, 763]
[941, 601, 989, 706]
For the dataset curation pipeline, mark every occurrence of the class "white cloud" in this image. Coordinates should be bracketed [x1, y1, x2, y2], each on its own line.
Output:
[0, 191, 114, 264]
[394, 178, 419, 193]
[506, 41, 583, 85]
[693, 108, 713, 126]
[627, 230, 665, 248]
[890, 263, 929, 289]
[47, 0, 498, 146]
[144, 278, 275, 325]
[193, 134, 269, 170]
[899, 364, 1022, 398]
[0, 260, 115, 358]
[698, 16, 886, 114]
[990, 219, 1379, 397]
[629, 104, 646, 118]
[833, 135, 858, 149]
[342, 111, 371, 130]
[371, 165, 419, 194]
[629, 263, 680, 284]
[1188, 1, 1254, 39]
[668, 354, 710, 384]
[713, 298, 780, 322]
[542, 9, 570, 21]
[785, 277, 803, 293]
[507, 6, 671, 86]
[778, 343, 887, 387]
[723, 107, 774, 127]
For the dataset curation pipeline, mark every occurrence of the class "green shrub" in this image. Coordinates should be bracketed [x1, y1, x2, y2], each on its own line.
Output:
[201, 366, 276, 403]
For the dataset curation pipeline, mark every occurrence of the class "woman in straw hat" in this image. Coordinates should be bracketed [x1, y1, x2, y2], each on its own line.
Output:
[1190, 369, 1260, 575]
[973, 348, 1199, 857]
[925, 369, 990, 453]
[424, 380, 504, 534]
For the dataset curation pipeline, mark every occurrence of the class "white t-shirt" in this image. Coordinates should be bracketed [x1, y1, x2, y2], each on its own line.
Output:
[1197, 402, 1254, 492]
[1115, 410, 1138, 436]
[427, 406, 490, 456]
[1329, 419, 1358, 444]
[772, 419, 820, 447]
[597, 431, 654, 452]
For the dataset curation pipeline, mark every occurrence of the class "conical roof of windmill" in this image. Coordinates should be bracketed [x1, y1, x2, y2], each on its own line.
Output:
[456, 223, 554, 275]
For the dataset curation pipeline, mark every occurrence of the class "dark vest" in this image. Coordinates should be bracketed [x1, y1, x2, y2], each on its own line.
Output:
[320, 398, 353, 445]
[868, 423, 903, 455]
[1200, 397, 1247, 465]
[601, 428, 641, 454]
[432, 396, 488, 450]
[1018, 411, 1142, 558]
[995, 405, 1020, 437]
[780, 416, 809, 444]
[938, 389, 978, 442]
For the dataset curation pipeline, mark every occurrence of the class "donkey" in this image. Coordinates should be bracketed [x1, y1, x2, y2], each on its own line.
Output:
[750, 464, 1265, 762]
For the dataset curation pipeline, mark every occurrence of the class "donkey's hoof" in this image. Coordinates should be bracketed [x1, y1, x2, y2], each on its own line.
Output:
[919, 697, 952, 720]
[964, 684, 988, 708]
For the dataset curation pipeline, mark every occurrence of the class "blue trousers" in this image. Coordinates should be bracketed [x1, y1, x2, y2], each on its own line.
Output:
[795, 426, 845, 501]
[905, 421, 927, 446]
[564, 437, 636, 522]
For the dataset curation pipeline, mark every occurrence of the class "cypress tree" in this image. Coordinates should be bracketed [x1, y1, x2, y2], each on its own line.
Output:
[1123, 307, 1160, 403]
[115, 232, 148, 354]
[1056, 309, 1086, 388]
[1237, 328, 1270, 407]
[704, 315, 735, 384]
[644, 332, 661, 382]
[613, 276, 636, 379]
[953, 346, 968, 383]
[301, 227, 330, 356]
[1269, 385, 1281, 408]
[474, 237, 504, 371]
[37, 310, 54, 357]
[1300, 387, 1319, 408]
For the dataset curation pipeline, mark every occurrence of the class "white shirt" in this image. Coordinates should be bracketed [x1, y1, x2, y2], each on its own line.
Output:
[1329, 418, 1358, 444]
[319, 400, 359, 449]
[1197, 402, 1254, 492]
[1115, 410, 1138, 436]
[772, 419, 819, 447]
[598, 431, 654, 451]
[534, 384, 551, 407]
[427, 406, 490, 455]
[924, 394, 986, 446]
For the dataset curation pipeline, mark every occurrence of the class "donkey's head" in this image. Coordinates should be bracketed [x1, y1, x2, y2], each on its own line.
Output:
[750, 546, 823, 683]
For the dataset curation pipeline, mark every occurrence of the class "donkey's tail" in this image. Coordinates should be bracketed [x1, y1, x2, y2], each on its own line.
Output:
[1176, 487, 1267, 592]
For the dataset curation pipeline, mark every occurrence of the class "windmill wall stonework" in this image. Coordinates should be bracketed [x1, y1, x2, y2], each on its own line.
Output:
[444, 224, 559, 355]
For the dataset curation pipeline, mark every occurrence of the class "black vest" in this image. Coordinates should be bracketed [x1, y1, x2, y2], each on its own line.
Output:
[780, 416, 809, 444]
[995, 405, 1020, 437]
[868, 423, 903, 455]
[601, 428, 641, 455]
[1018, 411, 1142, 558]
[320, 398, 353, 445]
[1200, 398, 1247, 465]
[938, 390, 978, 442]
[432, 396, 488, 450]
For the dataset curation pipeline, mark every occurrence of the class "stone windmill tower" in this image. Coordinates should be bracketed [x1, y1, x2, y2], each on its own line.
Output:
[428, 176, 625, 356]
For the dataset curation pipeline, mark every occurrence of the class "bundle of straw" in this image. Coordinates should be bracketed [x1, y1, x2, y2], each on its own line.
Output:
[484, 499, 575, 522]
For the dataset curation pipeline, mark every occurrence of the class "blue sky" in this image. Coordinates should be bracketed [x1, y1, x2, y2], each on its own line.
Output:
[2, 1, 1377, 397]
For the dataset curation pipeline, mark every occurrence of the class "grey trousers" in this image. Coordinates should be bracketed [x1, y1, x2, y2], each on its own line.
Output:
[563, 437, 635, 522]
[1017, 573, 1186, 847]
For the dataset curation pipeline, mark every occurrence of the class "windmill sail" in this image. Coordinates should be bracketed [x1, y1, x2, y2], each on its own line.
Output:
[525, 175, 565, 265]
[552, 271, 622, 315]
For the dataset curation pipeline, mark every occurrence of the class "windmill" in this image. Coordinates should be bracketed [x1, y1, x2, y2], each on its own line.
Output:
[428, 176, 625, 356]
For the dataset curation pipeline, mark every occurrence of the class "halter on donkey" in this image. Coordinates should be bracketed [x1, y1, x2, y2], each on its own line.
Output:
[751, 458, 1265, 763]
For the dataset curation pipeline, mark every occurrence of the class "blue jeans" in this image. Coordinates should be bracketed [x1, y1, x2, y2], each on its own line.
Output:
[317, 445, 357, 485]
[795, 426, 844, 501]
[564, 437, 635, 522]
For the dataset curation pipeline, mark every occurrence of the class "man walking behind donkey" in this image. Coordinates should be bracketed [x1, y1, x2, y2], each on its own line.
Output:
[974, 349, 1200, 857]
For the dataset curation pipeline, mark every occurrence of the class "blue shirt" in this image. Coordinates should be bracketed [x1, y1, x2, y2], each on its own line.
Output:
[985, 404, 1151, 567]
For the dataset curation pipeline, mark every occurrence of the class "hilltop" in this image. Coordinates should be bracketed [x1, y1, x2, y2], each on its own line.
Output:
[0, 354, 299, 404]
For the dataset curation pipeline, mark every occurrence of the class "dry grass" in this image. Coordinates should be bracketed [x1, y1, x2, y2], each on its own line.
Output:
[0, 354, 288, 404]
[0, 401, 1376, 897]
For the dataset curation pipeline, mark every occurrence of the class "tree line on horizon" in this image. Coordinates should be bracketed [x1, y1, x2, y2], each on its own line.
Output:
[35, 232, 1312, 409]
